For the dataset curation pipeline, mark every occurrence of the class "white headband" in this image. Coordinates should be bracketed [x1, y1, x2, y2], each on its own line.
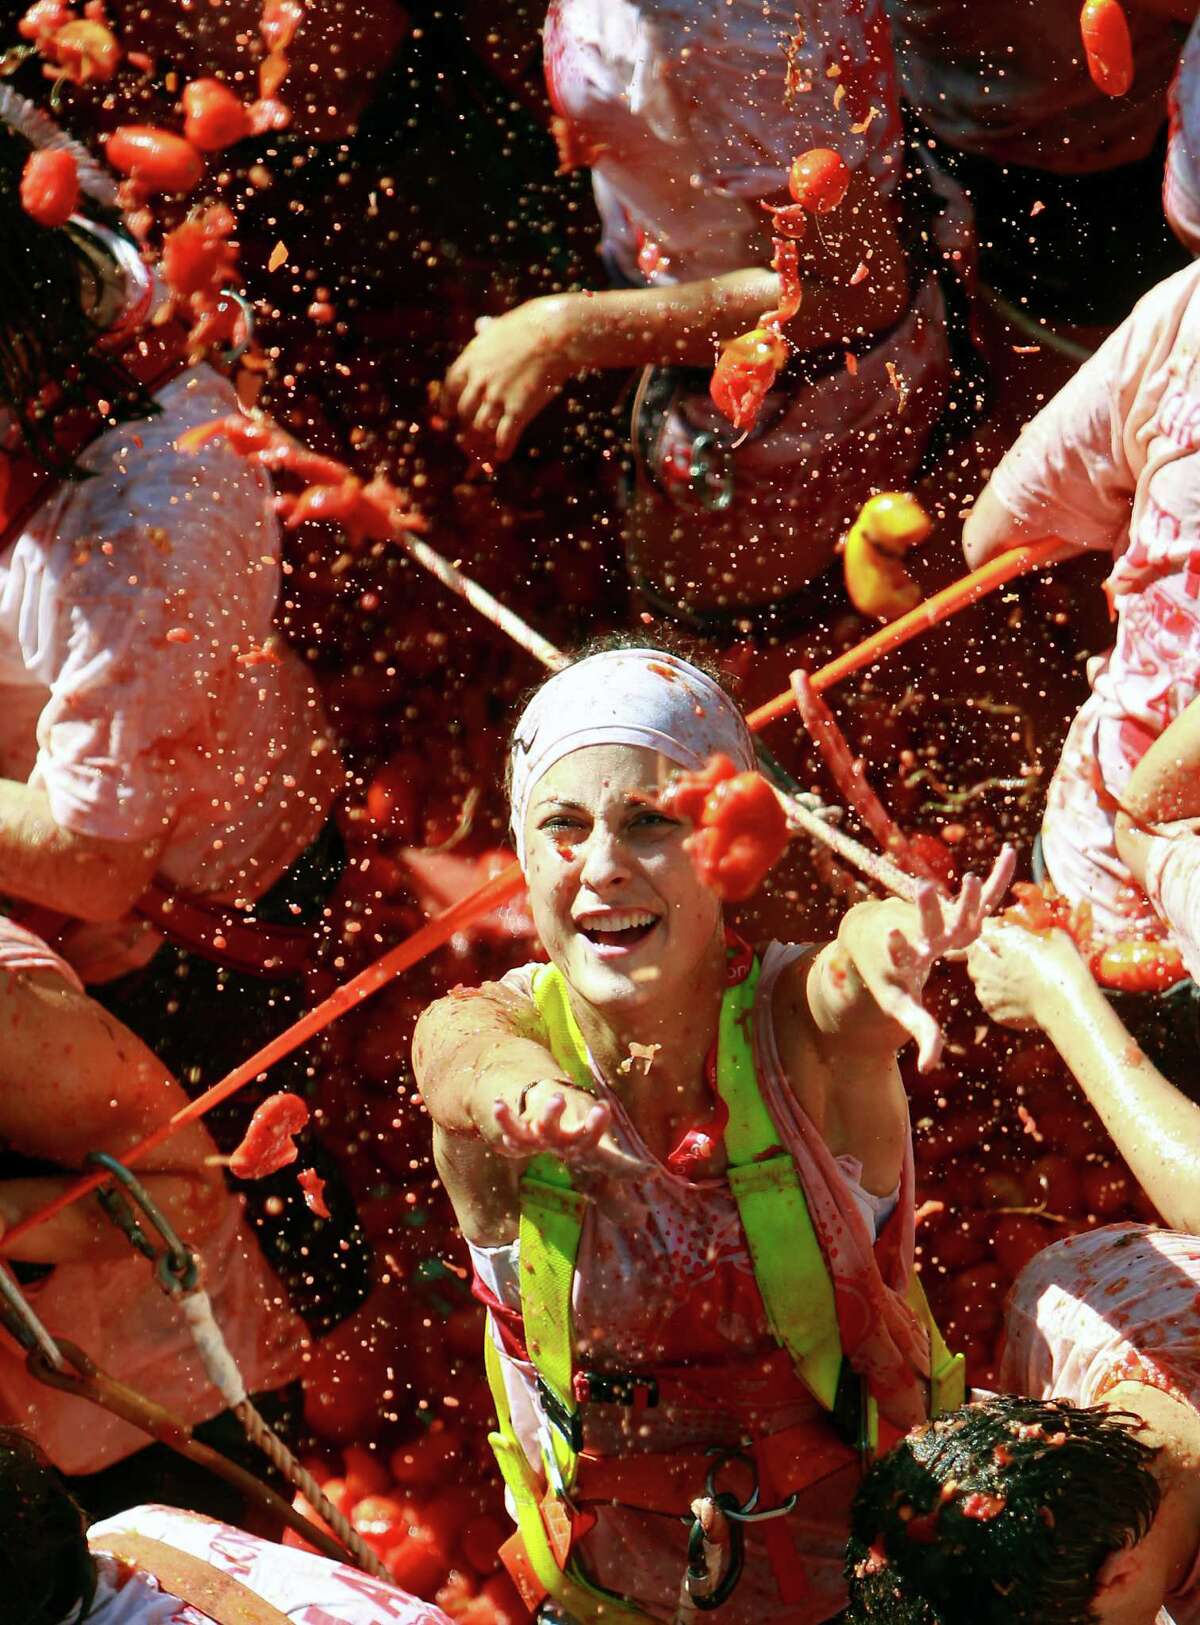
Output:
[509, 648, 756, 866]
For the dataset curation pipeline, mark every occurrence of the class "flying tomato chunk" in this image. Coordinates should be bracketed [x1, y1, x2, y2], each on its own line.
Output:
[161, 204, 238, 299]
[182, 79, 250, 152]
[670, 762, 790, 902]
[1079, 0, 1134, 97]
[709, 326, 789, 434]
[45, 17, 120, 83]
[229, 1091, 310, 1180]
[658, 753, 738, 826]
[20, 149, 78, 228]
[788, 148, 851, 213]
[297, 1167, 330, 1218]
[106, 126, 204, 195]
[1091, 937, 1186, 994]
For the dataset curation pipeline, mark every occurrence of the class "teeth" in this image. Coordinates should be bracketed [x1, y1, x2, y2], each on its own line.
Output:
[576, 910, 657, 933]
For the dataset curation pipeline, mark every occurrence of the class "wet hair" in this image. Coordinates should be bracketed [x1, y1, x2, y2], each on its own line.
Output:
[1, 124, 155, 475]
[843, 1395, 1162, 1624]
[503, 626, 738, 811]
[0, 1426, 97, 1624]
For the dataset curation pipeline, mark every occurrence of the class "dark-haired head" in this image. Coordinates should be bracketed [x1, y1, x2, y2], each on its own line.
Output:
[1, 122, 154, 473]
[0, 1426, 96, 1624]
[844, 1395, 1161, 1624]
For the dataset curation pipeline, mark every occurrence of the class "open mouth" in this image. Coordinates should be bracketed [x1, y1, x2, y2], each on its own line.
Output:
[575, 909, 659, 951]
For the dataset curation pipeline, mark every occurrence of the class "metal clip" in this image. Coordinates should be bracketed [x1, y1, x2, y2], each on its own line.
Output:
[0, 1264, 66, 1371]
[685, 1492, 745, 1610]
[85, 1152, 199, 1297]
[535, 1374, 583, 1455]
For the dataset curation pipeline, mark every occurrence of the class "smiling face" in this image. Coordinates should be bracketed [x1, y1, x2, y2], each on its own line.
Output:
[521, 743, 724, 1016]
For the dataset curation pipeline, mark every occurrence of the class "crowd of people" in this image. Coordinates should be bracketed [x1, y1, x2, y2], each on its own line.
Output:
[3, 0, 1200, 1621]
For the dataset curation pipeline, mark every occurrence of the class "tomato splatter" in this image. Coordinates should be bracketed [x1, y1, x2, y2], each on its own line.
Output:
[298, 1167, 330, 1218]
[230, 1091, 310, 1179]
[788, 147, 850, 213]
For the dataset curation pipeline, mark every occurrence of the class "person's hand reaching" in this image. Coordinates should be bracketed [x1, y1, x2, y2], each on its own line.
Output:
[492, 1080, 649, 1176]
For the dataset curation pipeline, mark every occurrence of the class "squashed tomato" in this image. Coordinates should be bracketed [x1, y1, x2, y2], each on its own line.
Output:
[161, 204, 238, 299]
[678, 763, 790, 903]
[709, 326, 789, 434]
[1091, 937, 1186, 994]
[229, 1090, 310, 1179]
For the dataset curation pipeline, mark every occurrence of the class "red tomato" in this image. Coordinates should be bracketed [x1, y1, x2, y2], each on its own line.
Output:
[106, 126, 204, 195]
[351, 1492, 415, 1559]
[229, 1091, 309, 1179]
[20, 149, 78, 228]
[182, 78, 250, 151]
[1080, 0, 1134, 97]
[709, 327, 789, 434]
[788, 148, 851, 213]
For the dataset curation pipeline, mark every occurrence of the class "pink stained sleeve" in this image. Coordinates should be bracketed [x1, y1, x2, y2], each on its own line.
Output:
[988, 266, 1200, 554]
[1141, 820, 1200, 984]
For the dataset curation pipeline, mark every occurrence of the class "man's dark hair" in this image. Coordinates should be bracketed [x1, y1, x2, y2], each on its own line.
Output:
[0, 1426, 96, 1624]
[844, 1395, 1162, 1624]
[1, 124, 156, 475]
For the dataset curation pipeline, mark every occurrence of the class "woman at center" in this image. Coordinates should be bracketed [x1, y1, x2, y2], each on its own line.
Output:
[414, 647, 1012, 1622]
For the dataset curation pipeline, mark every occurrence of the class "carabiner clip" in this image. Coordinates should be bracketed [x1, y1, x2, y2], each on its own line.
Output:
[85, 1152, 199, 1297]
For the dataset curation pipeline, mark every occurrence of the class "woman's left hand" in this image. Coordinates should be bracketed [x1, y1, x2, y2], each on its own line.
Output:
[441, 296, 577, 463]
[841, 846, 1016, 1072]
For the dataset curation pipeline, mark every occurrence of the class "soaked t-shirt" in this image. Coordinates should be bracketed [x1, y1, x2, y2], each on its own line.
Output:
[998, 1225, 1200, 1624]
[84, 1504, 449, 1623]
[986, 260, 1200, 950]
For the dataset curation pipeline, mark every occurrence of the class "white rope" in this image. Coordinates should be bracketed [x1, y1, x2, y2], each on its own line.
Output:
[0, 83, 119, 205]
[180, 1288, 248, 1408]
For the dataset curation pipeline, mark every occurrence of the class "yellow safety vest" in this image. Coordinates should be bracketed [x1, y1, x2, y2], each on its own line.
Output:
[485, 958, 964, 1621]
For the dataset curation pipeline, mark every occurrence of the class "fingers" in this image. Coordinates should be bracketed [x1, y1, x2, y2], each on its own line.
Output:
[978, 843, 1017, 915]
[915, 883, 943, 946]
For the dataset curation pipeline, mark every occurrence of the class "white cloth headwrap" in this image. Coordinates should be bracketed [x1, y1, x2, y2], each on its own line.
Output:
[509, 648, 756, 866]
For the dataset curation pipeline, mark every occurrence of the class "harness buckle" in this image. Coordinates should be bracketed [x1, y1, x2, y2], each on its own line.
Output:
[536, 1375, 583, 1455]
[572, 1370, 659, 1410]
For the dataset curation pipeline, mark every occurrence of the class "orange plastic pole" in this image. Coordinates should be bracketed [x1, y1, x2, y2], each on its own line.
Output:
[3, 863, 522, 1249]
[746, 536, 1062, 732]
[7, 537, 1061, 1245]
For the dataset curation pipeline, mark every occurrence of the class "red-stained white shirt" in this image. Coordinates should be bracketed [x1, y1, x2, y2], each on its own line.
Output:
[998, 1225, 1200, 1625]
[0, 224, 338, 979]
[83, 1505, 449, 1624]
[986, 261, 1200, 948]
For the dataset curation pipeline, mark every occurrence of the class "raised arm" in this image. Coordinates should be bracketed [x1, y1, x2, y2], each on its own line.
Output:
[807, 850, 1016, 1072]
[968, 920, 1200, 1232]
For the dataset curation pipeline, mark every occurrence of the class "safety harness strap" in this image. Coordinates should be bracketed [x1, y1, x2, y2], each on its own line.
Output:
[714, 962, 844, 1411]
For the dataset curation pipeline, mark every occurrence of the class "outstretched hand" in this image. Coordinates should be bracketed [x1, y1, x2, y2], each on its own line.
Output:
[848, 845, 1016, 1072]
[492, 1082, 649, 1177]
